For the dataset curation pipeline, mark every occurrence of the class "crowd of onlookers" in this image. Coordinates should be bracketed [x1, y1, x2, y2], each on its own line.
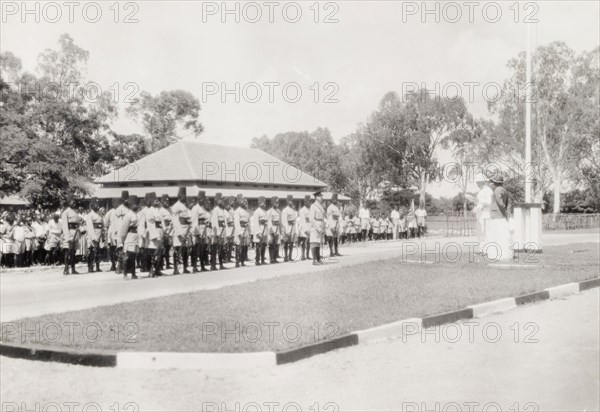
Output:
[0, 203, 428, 269]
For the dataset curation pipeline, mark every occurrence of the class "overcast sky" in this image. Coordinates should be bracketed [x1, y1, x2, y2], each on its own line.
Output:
[2, 1, 598, 197]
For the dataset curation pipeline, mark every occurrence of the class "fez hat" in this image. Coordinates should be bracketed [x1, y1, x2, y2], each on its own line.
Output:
[161, 194, 169, 203]
[198, 190, 206, 201]
[90, 197, 99, 208]
[271, 196, 279, 204]
[313, 190, 323, 198]
[121, 190, 129, 200]
[147, 192, 157, 203]
[177, 187, 187, 198]
[258, 196, 266, 204]
[215, 192, 223, 203]
[128, 195, 139, 207]
[236, 194, 244, 203]
[331, 193, 339, 201]
[304, 194, 311, 203]
[286, 194, 294, 202]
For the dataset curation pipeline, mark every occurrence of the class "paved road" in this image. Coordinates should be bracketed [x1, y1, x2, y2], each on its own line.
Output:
[1, 288, 598, 411]
[1, 233, 598, 322]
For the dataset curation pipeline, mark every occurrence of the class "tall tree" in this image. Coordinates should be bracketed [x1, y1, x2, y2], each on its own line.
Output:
[126, 90, 203, 152]
[250, 127, 346, 192]
[489, 42, 598, 213]
[0, 35, 116, 206]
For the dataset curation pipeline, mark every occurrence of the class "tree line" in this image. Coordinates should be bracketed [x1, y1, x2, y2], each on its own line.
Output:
[1, 34, 598, 214]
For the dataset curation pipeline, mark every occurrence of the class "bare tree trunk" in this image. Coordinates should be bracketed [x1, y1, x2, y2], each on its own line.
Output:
[553, 179, 561, 215]
[419, 173, 428, 206]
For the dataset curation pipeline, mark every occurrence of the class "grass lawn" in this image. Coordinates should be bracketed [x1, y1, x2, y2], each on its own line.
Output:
[2, 243, 598, 353]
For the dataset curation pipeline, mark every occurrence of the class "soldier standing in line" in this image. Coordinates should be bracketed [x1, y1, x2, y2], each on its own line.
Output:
[233, 194, 250, 268]
[85, 197, 104, 272]
[191, 190, 209, 272]
[225, 196, 236, 263]
[326, 193, 342, 257]
[120, 195, 139, 280]
[297, 195, 311, 261]
[60, 194, 82, 275]
[352, 214, 360, 243]
[210, 193, 227, 270]
[159, 194, 173, 270]
[345, 213, 355, 243]
[203, 195, 213, 269]
[137, 196, 148, 272]
[103, 199, 118, 271]
[144, 192, 165, 277]
[359, 204, 370, 242]
[266, 196, 281, 264]
[44, 213, 61, 265]
[280, 195, 297, 263]
[113, 191, 129, 274]
[253, 196, 268, 266]
[309, 191, 326, 265]
[171, 187, 192, 275]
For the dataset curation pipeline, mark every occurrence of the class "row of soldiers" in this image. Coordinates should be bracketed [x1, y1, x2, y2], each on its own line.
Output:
[59, 188, 343, 279]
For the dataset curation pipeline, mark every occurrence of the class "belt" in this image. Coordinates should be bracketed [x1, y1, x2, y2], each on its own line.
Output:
[68, 223, 78, 230]
[179, 217, 191, 225]
[127, 226, 137, 233]
[218, 221, 225, 228]
[155, 222, 162, 228]
[227, 222, 234, 227]
[93, 223, 102, 229]
[240, 221, 248, 227]
[259, 219, 267, 224]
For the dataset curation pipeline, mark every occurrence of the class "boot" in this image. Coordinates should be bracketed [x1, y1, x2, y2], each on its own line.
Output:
[71, 261, 79, 274]
[210, 245, 217, 270]
[96, 261, 102, 272]
[312, 247, 318, 265]
[288, 244, 294, 262]
[63, 262, 70, 275]
[255, 244, 261, 266]
[301, 241, 306, 260]
[173, 248, 181, 275]
[334, 238, 341, 256]
[283, 242, 289, 262]
[200, 245, 208, 272]
[235, 245, 240, 268]
[219, 248, 225, 270]
[241, 246, 247, 267]
[261, 244, 267, 265]
[109, 246, 116, 271]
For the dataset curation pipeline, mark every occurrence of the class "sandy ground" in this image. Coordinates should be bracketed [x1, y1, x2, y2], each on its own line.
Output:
[1, 288, 598, 412]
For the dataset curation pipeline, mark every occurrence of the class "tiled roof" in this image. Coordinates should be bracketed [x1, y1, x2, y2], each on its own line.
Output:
[90, 184, 349, 201]
[96, 140, 327, 188]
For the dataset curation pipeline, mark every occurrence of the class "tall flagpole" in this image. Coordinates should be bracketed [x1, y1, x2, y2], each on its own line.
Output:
[525, 23, 532, 203]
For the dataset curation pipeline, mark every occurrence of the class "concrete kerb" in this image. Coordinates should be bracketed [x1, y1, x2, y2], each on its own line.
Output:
[1, 277, 597, 369]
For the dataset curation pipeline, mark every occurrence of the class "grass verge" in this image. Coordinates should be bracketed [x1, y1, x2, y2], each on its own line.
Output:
[1, 243, 598, 353]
